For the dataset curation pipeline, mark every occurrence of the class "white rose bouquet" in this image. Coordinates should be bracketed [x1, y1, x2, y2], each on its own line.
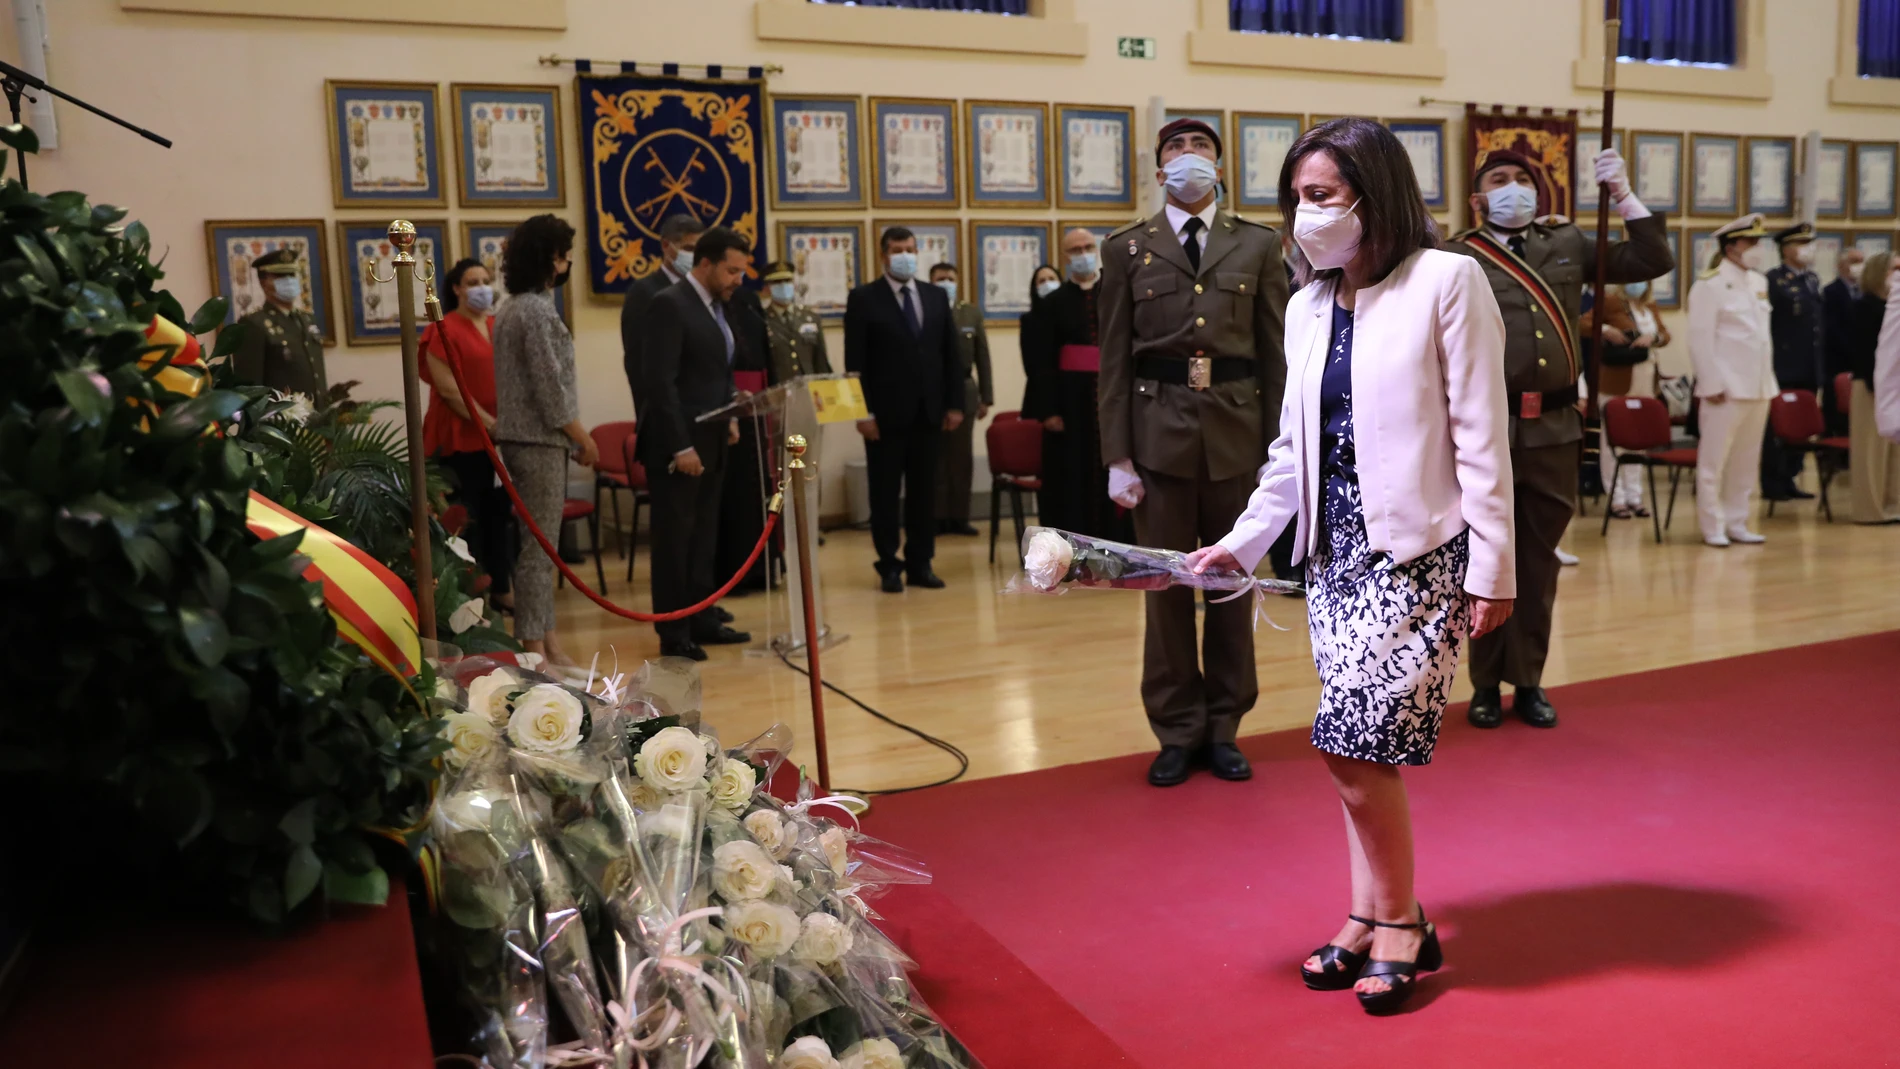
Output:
[1008, 524, 1302, 599]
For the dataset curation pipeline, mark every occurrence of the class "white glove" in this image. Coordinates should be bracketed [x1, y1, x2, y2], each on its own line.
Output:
[1108, 459, 1144, 509]
[1595, 148, 1652, 221]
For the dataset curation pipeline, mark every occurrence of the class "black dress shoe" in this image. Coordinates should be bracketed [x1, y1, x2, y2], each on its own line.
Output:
[906, 569, 946, 589]
[712, 606, 734, 623]
[879, 571, 904, 594]
[1204, 742, 1253, 781]
[1514, 686, 1558, 728]
[1467, 686, 1504, 728]
[693, 625, 751, 646]
[940, 521, 980, 537]
[1148, 746, 1194, 787]
[1787, 488, 1816, 500]
[659, 639, 708, 661]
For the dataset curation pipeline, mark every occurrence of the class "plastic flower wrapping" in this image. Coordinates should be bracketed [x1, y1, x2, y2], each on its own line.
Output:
[1007, 526, 1303, 599]
[424, 655, 982, 1069]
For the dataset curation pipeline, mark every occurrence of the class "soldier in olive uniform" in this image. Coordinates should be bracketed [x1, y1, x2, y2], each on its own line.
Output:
[1098, 117, 1290, 788]
[1446, 147, 1674, 730]
[928, 261, 993, 535]
[761, 260, 832, 385]
[231, 248, 327, 396]
[1761, 222, 1824, 500]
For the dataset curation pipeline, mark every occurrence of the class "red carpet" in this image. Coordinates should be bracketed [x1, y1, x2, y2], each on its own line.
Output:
[864, 633, 1900, 1068]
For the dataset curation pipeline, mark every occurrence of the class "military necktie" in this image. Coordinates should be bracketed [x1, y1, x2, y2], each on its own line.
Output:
[1182, 216, 1205, 272]
[1508, 234, 1526, 258]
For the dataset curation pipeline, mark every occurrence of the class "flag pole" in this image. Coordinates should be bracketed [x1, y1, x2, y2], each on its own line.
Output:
[1587, 0, 1622, 427]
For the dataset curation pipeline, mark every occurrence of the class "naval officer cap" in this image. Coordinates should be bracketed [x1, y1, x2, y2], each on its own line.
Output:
[252, 248, 302, 275]
[762, 260, 796, 283]
[1773, 221, 1815, 246]
[1713, 213, 1770, 245]
[1156, 117, 1222, 160]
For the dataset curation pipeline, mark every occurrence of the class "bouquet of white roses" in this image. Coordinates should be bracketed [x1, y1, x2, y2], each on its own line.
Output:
[1008, 525, 1302, 599]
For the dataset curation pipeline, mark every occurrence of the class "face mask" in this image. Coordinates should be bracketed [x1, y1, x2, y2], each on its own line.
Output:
[769, 282, 796, 304]
[1292, 199, 1363, 271]
[1792, 244, 1815, 268]
[1483, 183, 1539, 230]
[673, 249, 696, 277]
[552, 267, 571, 290]
[1622, 281, 1648, 300]
[270, 276, 302, 303]
[463, 284, 495, 313]
[887, 251, 919, 281]
[1035, 279, 1062, 300]
[1069, 252, 1100, 278]
[935, 280, 958, 305]
[1162, 153, 1219, 204]
[1847, 264, 1863, 285]
[1740, 244, 1768, 272]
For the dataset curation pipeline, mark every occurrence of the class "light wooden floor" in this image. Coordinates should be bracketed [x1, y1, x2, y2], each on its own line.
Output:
[554, 494, 1900, 792]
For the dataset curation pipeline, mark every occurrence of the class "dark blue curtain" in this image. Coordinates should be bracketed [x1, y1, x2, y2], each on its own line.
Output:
[1863, 0, 1900, 77]
[1614, 0, 1736, 65]
[811, 0, 1028, 12]
[1229, 0, 1404, 40]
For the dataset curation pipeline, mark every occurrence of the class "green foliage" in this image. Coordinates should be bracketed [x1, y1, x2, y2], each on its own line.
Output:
[0, 136, 445, 924]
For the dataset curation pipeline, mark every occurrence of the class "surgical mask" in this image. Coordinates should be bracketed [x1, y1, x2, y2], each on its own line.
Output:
[1622, 281, 1648, 300]
[552, 267, 571, 290]
[1162, 153, 1220, 204]
[769, 281, 796, 304]
[673, 249, 695, 277]
[1847, 264, 1863, 286]
[887, 251, 919, 280]
[1484, 183, 1539, 230]
[270, 275, 302, 303]
[1035, 279, 1062, 300]
[935, 280, 958, 305]
[1291, 199, 1363, 271]
[463, 284, 495, 313]
[1069, 251, 1100, 278]
[1741, 244, 1768, 272]
[1792, 244, 1815, 268]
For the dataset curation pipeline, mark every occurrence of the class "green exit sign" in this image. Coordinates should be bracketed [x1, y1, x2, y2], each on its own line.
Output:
[1118, 36, 1157, 60]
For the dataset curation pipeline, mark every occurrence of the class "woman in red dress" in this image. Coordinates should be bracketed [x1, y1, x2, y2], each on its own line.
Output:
[423, 257, 513, 610]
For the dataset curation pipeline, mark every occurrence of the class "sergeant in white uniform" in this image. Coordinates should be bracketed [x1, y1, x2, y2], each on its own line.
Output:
[1686, 214, 1778, 547]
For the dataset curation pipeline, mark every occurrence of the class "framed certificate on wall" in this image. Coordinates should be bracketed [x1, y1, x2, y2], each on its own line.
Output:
[1166, 108, 1228, 206]
[1742, 136, 1795, 217]
[450, 83, 563, 208]
[964, 101, 1050, 209]
[1648, 228, 1683, 310]
[335, 219, 448, 345]
[876, 219, 960, 275]
[1814, 140, 1852, 219]
[777, 221, 864, 320]
[1853, 141, 1898, 220]
[1687, 226, 1720, 281]
[460, 220, 573, 327]
[326, 80, 446, 208]
[1690, 133, 1740, 217]
[768, 94, 865, 210]
[1576, 129, 1625, 216]
[1809, 230, 1846, 285]
[869, 97, 959, 209]
[1852, 230, 1894, 259]
[204, 219, 335, 344]
[1233, 112, 1303, 211]
[1630, 131, 1684, 216]
[969, 221, 1052, 323]
[1055, 103, 1135, 212]
[1385, 119, 1447, 210]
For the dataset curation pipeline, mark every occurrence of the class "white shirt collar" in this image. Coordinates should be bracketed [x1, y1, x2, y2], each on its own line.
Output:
[1164, 201, 1217, 237]
[1718, 258, 1752, 282]
[885, 273, 916, 298]
[686, 272, 717, 310]
[662, 262, 686, 284]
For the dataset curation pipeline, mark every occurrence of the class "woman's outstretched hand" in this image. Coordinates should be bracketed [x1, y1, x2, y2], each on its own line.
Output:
[1468, 595, 1514, 638]
[1184, 544, 1241, 576]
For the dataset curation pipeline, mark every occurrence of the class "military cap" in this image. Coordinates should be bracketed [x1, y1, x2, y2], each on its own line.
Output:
[1156, 117, 1222, 160]
[1473, 148, 1538, 183]
[1713, 213, 1770, 244]
[252, 248, 302, 275]
[762, 260, 796, 283]
[1773, 221, 1815, 246]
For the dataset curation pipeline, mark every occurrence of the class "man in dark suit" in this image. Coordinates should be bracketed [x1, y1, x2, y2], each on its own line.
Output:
[844, 226, 965, 593]
[622, 213, 705, 396]
[1823, 247, 1866, 437]
[1762, 223, 1824, 500]
[633, 227, 753, 660]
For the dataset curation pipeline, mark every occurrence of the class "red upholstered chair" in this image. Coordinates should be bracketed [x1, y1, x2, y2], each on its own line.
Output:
[1835, 371, 1854, 417]
[985, 411, 1043, 563]
[589, 421, 650, 582]
[1766, 389, 1851, 521]
[1600, 395, 1696, 543]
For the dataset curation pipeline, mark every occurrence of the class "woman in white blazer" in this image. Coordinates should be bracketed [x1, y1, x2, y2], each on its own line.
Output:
[1185, 119, 1515, 1015]
[1685, 213, 1779, 545]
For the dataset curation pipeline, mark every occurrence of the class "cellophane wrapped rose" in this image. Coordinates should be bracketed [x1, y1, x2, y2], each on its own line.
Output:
[1009, 525, 1301, 597]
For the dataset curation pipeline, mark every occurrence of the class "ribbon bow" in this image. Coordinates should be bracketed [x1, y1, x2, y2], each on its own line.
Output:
[546, 907, 750, 1069]
[1208, 578, 1294, 633]
[788, 793, 869, 830]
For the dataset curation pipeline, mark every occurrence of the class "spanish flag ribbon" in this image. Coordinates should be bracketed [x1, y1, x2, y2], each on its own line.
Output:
[141, 316, 208, 399]
[244, 491, 422, 678]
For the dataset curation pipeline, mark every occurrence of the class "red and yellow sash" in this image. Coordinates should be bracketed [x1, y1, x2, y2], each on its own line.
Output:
[244, 491, 421, 678]
[1457, 231, 1578, 382]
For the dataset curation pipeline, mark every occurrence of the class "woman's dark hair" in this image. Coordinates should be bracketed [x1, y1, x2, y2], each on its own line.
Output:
[502, 214, 575, 294]
[439, 257, 484, 313]
[1278, 118, 1438, 287]
[693, 226, 753, 266]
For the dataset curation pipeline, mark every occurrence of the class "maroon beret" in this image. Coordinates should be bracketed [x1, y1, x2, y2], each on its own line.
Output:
[1473, 149, 1537, 183]
[1156, 117, 1222, 160]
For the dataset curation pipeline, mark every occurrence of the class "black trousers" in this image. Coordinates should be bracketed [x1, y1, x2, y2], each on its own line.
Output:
[646, 430, 728, 643]
[1760, 425, 1803, 499]
[865, 409, 940, 575]
[717, 419, 768, 591]
[439, 449, 514, 596]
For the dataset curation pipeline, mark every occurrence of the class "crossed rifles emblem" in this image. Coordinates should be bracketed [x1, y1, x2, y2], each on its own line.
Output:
[633, 143, 720, 231]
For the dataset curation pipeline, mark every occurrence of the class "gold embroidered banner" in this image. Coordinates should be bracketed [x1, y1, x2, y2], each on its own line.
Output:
[1464, 104, 1580, 228]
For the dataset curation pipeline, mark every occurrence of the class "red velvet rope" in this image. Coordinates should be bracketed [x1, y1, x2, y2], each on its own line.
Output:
[432, 321, 776, 623]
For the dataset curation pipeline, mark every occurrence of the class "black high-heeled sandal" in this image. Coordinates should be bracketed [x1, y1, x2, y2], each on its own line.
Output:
[1355, 906, 1443, 1015]
[1300, 914, 1375, 991]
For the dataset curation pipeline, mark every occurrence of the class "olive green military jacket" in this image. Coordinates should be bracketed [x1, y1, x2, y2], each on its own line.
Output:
[765, 302, 831, 384]
[950, 302, 993, 413]
[1098, 207, 1290, 483]
[1442, 213, 1675, 449]
[231, 304, 328, 397]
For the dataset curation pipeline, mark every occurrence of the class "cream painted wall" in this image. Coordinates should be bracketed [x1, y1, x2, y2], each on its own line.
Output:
[6, 0, 1892, 512]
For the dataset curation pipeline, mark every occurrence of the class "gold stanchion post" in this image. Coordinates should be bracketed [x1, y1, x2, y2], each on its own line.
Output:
[374, 219, 437, 640]
[785, 434, 830, 792]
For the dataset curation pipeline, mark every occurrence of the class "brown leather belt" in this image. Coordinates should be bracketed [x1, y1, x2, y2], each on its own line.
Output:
[1136, 355, 1254, 390]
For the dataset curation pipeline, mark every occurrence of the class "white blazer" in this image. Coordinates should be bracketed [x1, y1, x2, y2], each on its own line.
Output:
[1217, 249, 1516, 600]
[1686, 259, 1777, 400]
[1878, 283, 1900, 444]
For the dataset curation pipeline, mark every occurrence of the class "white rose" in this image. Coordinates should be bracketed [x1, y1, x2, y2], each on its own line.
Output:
[1022, 529, 1075, 591]
[710, 840, 778, 902]
[445, 535, 477, 564]
[793, 912, 854, 966]
[464, 668, 518, 724]
[780, 1036, 839, 1069]
[447, 597, 485, 634]
[506, 684, 586, 753]
[777, 864, 801, 895]
[839, 1038, 904, 1069]
[743, 810, 793, 859]
[436, 787, 508, 833]
[626, 781, 664, 813]
[639, 803, 697, 842]
[440, 710, 500, 767]
[517, 651, 544, 672]
[709, 759, 757, 812]
[819, 826, 851, 876]
[634, 726, 709, 792]
[722, 899, 801, 958]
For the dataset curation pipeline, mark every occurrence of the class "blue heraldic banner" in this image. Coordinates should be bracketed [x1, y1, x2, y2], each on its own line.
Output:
[578, 73, 766, 296]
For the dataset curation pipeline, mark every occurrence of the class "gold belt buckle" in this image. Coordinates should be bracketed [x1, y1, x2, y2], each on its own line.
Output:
[1188, 356, 1212, 391]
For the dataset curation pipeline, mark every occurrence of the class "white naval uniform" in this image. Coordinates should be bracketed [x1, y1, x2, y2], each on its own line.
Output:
[1686, 258, 1778, 540]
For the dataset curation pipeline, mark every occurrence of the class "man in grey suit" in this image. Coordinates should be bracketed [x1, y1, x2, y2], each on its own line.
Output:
[622, 213, 706, 395]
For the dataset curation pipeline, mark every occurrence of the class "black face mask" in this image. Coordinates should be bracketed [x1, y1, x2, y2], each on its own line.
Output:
[551, 267, 571, 290]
